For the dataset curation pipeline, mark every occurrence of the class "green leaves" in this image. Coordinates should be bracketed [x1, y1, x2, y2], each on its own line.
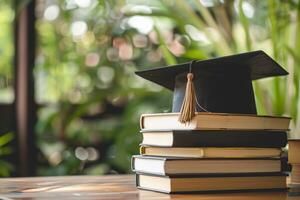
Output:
[237, 0, 252, 51]
[0, 132, 14, 176]
[31, 0, 300, 176]
[154, 27, 177, 65]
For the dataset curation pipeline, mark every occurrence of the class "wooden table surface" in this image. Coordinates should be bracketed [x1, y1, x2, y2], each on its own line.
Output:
[0, 175, 300, 200]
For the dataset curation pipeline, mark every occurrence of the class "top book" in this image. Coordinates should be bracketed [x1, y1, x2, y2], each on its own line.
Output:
[140, 112, 290, 131]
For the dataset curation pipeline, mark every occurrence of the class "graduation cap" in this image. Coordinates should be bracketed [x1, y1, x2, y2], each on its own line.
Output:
[135, 50, 288, 123]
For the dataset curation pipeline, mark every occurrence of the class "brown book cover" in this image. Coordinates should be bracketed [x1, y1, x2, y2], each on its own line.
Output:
[289, 140, 300, 164]
[140, 146, 282, 158]
[136, 173, 287, 193]
[131, 155, 282, 176]
[140, 112, 290, 131]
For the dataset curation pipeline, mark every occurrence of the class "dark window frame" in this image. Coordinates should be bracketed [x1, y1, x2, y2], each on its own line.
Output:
[14, 0, 37, 176]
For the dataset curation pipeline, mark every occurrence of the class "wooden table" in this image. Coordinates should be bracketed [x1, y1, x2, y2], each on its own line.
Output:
[0, 175, 300, 199]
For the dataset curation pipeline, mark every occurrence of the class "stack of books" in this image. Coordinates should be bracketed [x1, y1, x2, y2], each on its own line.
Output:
[132, 112, 291, 193]
[288, 140, 300, 184]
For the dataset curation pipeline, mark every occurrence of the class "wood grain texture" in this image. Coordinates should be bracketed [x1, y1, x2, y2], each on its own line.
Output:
[0, 175, 299, 199]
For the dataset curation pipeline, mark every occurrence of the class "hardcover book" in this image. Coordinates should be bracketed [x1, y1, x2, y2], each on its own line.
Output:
[132, 155, 282, 175]
[136, 173, 287, 193]
[140, 113, 290, 131]
[141, 130, 287, 147]
[288, 140, 300, 163]
[140, 146, 282, 158]
[291, 164, 300, 184]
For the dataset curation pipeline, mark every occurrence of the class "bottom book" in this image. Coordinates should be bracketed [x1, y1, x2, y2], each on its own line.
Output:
[136, 173, 287, 193]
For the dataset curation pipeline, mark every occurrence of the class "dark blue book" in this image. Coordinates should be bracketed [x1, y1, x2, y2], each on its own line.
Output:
[141, 130, 287, 148]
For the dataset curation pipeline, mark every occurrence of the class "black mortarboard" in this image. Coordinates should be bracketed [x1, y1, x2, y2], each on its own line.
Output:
[135, 50, 288, 122]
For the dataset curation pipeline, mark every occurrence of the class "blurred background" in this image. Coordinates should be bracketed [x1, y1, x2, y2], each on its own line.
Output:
[0, 0, 299, 177]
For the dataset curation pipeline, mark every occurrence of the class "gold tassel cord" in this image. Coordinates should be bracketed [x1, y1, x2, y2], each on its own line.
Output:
[178, 73, 196, 123]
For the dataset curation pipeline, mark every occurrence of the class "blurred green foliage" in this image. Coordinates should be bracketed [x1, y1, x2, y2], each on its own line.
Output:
[0, 0, 14, 103]
[35, 0, 174, 175]
[0, 132, 14, 176]
[34, 0, 300, 175]
[1, 0, 300, 176]
[0, 0, 14, 177]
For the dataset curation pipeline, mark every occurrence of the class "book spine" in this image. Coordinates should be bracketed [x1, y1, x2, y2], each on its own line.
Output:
[131, 156, 136, 172]
[140, 116, 145, 129]
[135, 174, 139, 188]
[139, 146, 146, 154]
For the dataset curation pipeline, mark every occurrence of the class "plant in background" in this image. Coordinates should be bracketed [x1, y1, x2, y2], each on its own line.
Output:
[0, 0, 14, 102]
[32, 0, 300, 175]
[0, 132, 14, 176]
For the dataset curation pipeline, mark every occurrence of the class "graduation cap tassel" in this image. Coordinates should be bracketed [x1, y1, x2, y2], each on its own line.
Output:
[179, 61, 197, 123]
